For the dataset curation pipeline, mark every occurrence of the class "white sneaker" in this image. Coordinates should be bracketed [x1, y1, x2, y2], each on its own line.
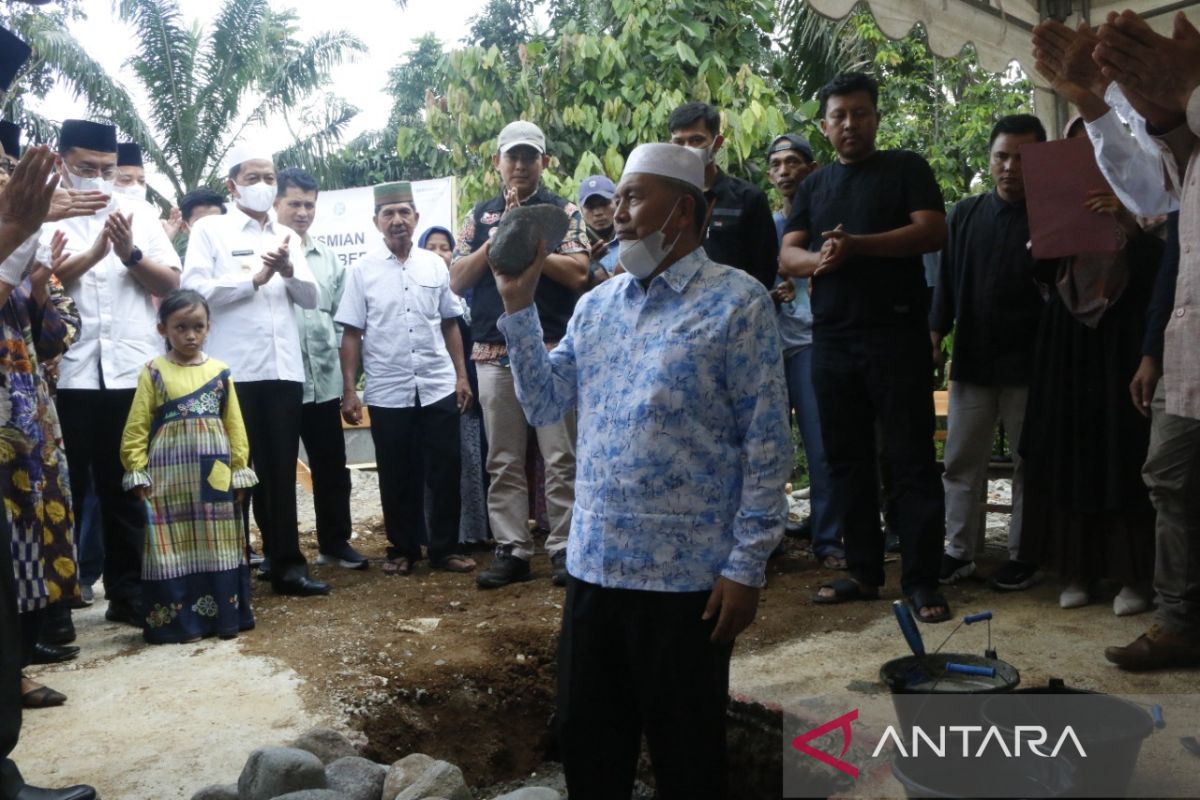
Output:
[1113, 586, 1151, 616]
[1060, 582, 1089, 609]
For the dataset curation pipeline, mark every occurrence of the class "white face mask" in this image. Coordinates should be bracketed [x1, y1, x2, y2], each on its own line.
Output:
[68, 171, 114, 197]
[617, 198, 682, 280]
[236, 181, 277, 213]
[685, 142, 714, 166]
[113, 184, 147, 202]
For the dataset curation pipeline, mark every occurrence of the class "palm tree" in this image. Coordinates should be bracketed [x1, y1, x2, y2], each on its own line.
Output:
[777, 0, 872, 100]
[18, 0, 365, 203]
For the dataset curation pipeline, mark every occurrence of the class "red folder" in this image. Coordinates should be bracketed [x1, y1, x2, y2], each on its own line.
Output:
[1021, 137, 1122, 259]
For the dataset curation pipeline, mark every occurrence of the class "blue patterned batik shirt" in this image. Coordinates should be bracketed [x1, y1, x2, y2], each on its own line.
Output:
[497, 247, 790, 592]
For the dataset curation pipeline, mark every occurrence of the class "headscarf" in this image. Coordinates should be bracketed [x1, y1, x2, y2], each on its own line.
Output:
[418, 226, 455, 250]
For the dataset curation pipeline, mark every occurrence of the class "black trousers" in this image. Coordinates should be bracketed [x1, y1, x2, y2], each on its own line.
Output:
[369, 393, 461, 563]
[558, 578, 733, 800]
[300, 399, 353, 553]
[56, 388, 145, 602]
[812, 329, 944, 595]
[1, 513, 25, 799]
[237, 380, 306, 577]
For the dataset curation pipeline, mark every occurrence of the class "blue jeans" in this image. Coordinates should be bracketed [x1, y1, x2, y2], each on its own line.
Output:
[784, 346, 842, 560]
[76, 476, 104, 588]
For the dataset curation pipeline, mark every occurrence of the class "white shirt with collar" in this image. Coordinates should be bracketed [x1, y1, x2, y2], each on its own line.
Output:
[1085, 84, 1179, 217]
[41, 193, 182, 390]
[182, 205, 319, 384]
[334, 242, 463, 409]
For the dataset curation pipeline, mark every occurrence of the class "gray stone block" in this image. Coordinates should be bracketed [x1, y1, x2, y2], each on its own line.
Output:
[190, 784, 238, 800]
[272, 792, 349, 800]
[325, 756, 386, 800]
[489, 205, 569, 276]
[291, 727, 360, 765]
[392, 760, 470, 800]
[382, 753, 436, 799]
[491, 789, 562, 800]
[237, 746, 327, 800]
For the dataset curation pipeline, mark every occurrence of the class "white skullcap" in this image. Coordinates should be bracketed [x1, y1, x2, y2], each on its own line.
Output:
[225, 141, 274, 174]
[621, 143, 704, 191]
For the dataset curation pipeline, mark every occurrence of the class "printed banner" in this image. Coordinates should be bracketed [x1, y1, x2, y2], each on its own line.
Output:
[308, 177, 456, 268]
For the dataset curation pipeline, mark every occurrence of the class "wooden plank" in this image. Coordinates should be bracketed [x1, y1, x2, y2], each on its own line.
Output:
[933, 390, 950, 417]
[296, 459, 313, 494]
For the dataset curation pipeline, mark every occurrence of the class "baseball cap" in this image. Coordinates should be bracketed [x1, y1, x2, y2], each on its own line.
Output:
[497, 120, 546, 154]
[578, 175, 615, 205]
[768, 134, 814, 162]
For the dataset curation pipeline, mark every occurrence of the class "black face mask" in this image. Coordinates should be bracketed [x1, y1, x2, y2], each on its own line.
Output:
[587, 224, 614, 243]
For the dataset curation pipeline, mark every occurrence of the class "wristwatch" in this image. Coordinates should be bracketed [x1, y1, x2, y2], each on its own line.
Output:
[122, 246, 143, 268]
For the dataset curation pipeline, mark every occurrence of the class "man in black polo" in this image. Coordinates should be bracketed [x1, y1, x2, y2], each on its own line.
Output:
[932, 114, 1048, 592]
[779, 72, 950, 622]
[668, 101, 779, 289]
[449, 120, 589, 589]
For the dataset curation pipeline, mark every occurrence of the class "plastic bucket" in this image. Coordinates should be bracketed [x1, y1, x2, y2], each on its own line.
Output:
[981, 684, 1155, 798]
[881, 652, 1021, 733]
[892, 752, 1075, 798]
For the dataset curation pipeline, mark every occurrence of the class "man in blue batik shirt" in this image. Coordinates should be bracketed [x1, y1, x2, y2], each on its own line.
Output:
[493, 143, 789, 800]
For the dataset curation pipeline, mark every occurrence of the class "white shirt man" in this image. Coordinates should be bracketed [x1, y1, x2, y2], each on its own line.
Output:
[42, 119, 181, 627]
[181, 146, 327, 597]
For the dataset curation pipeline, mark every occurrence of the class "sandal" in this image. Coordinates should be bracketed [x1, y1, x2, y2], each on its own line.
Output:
[820, 554, 848, 570]
[21, 676, 66, 708]
[908, 586, 953, 623]
[813, 577, 880, 605]
[382, 557, 412, 576]
[434, 555, 477, 573]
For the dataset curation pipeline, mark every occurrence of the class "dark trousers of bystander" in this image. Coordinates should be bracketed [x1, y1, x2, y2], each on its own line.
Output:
[812, 328, 944, 595]
[300, 399, 353, 554]
[369, 392, 461, 564]
[1, 513, 25, 799]
[56, 388, 145, 603]
[237, 380, 306, 581]
[557, 578, 733, 800]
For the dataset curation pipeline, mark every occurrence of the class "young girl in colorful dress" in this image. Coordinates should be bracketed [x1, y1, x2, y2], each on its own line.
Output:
[120, 289, 257, 643]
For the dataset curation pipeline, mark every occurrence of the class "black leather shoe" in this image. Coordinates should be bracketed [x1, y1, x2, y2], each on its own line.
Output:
[104, 597, 145, 628]
[15, 783, 97, 800]
[41, 606, 76, 645]
[31, 642, 79, 665]
[256, 557, 272, 581]
[272, 575, 331, 596]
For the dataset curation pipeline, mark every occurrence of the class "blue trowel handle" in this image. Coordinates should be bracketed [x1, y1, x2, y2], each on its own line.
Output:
[946, 662, 996, 677]
[892, 600, 925, 657]
[1151, 705, 1165, 729]
[964, 611, 993, 625]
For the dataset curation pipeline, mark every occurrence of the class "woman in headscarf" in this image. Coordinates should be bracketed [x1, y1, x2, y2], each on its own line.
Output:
[419, 226, 490, 546]
[1017, 117, 1161, 615]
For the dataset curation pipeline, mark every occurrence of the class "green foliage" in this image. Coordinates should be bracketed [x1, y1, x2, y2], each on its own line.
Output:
[10, 0, 364, 207]
[404, 0, 805, 211]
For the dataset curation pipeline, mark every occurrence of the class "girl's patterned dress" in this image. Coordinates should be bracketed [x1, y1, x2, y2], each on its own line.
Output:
[1, 281, 80, 613]
[120, 354, 257, 643]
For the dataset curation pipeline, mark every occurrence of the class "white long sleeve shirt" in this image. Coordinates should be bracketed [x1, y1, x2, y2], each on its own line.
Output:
[1085, 84, 1178, 217]
[182, 205, 318, 383]
[42, 194, 182, 390]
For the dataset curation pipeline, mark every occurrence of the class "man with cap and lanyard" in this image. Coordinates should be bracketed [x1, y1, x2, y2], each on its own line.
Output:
[337, 182, 476, 577]
[765, 134, 845, 568]
[450, 120, 589, 590]
[182, 144, 327, 597]
[2, 18, 102, 800]
[493, 143, 789, 799]
[578, 174, 619, 283]
[44, 119, 182, 632]
[667, 101, 780, 290]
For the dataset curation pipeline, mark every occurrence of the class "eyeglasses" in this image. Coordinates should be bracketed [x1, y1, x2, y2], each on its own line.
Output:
[66, 162, 118, 180]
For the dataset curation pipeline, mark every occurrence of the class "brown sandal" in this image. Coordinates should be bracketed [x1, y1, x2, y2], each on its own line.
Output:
[434, 555, 477, 573]
[382, 557, 412, 576]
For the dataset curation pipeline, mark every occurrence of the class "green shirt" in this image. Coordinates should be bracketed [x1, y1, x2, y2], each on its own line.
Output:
[295, 236, 346, 404]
